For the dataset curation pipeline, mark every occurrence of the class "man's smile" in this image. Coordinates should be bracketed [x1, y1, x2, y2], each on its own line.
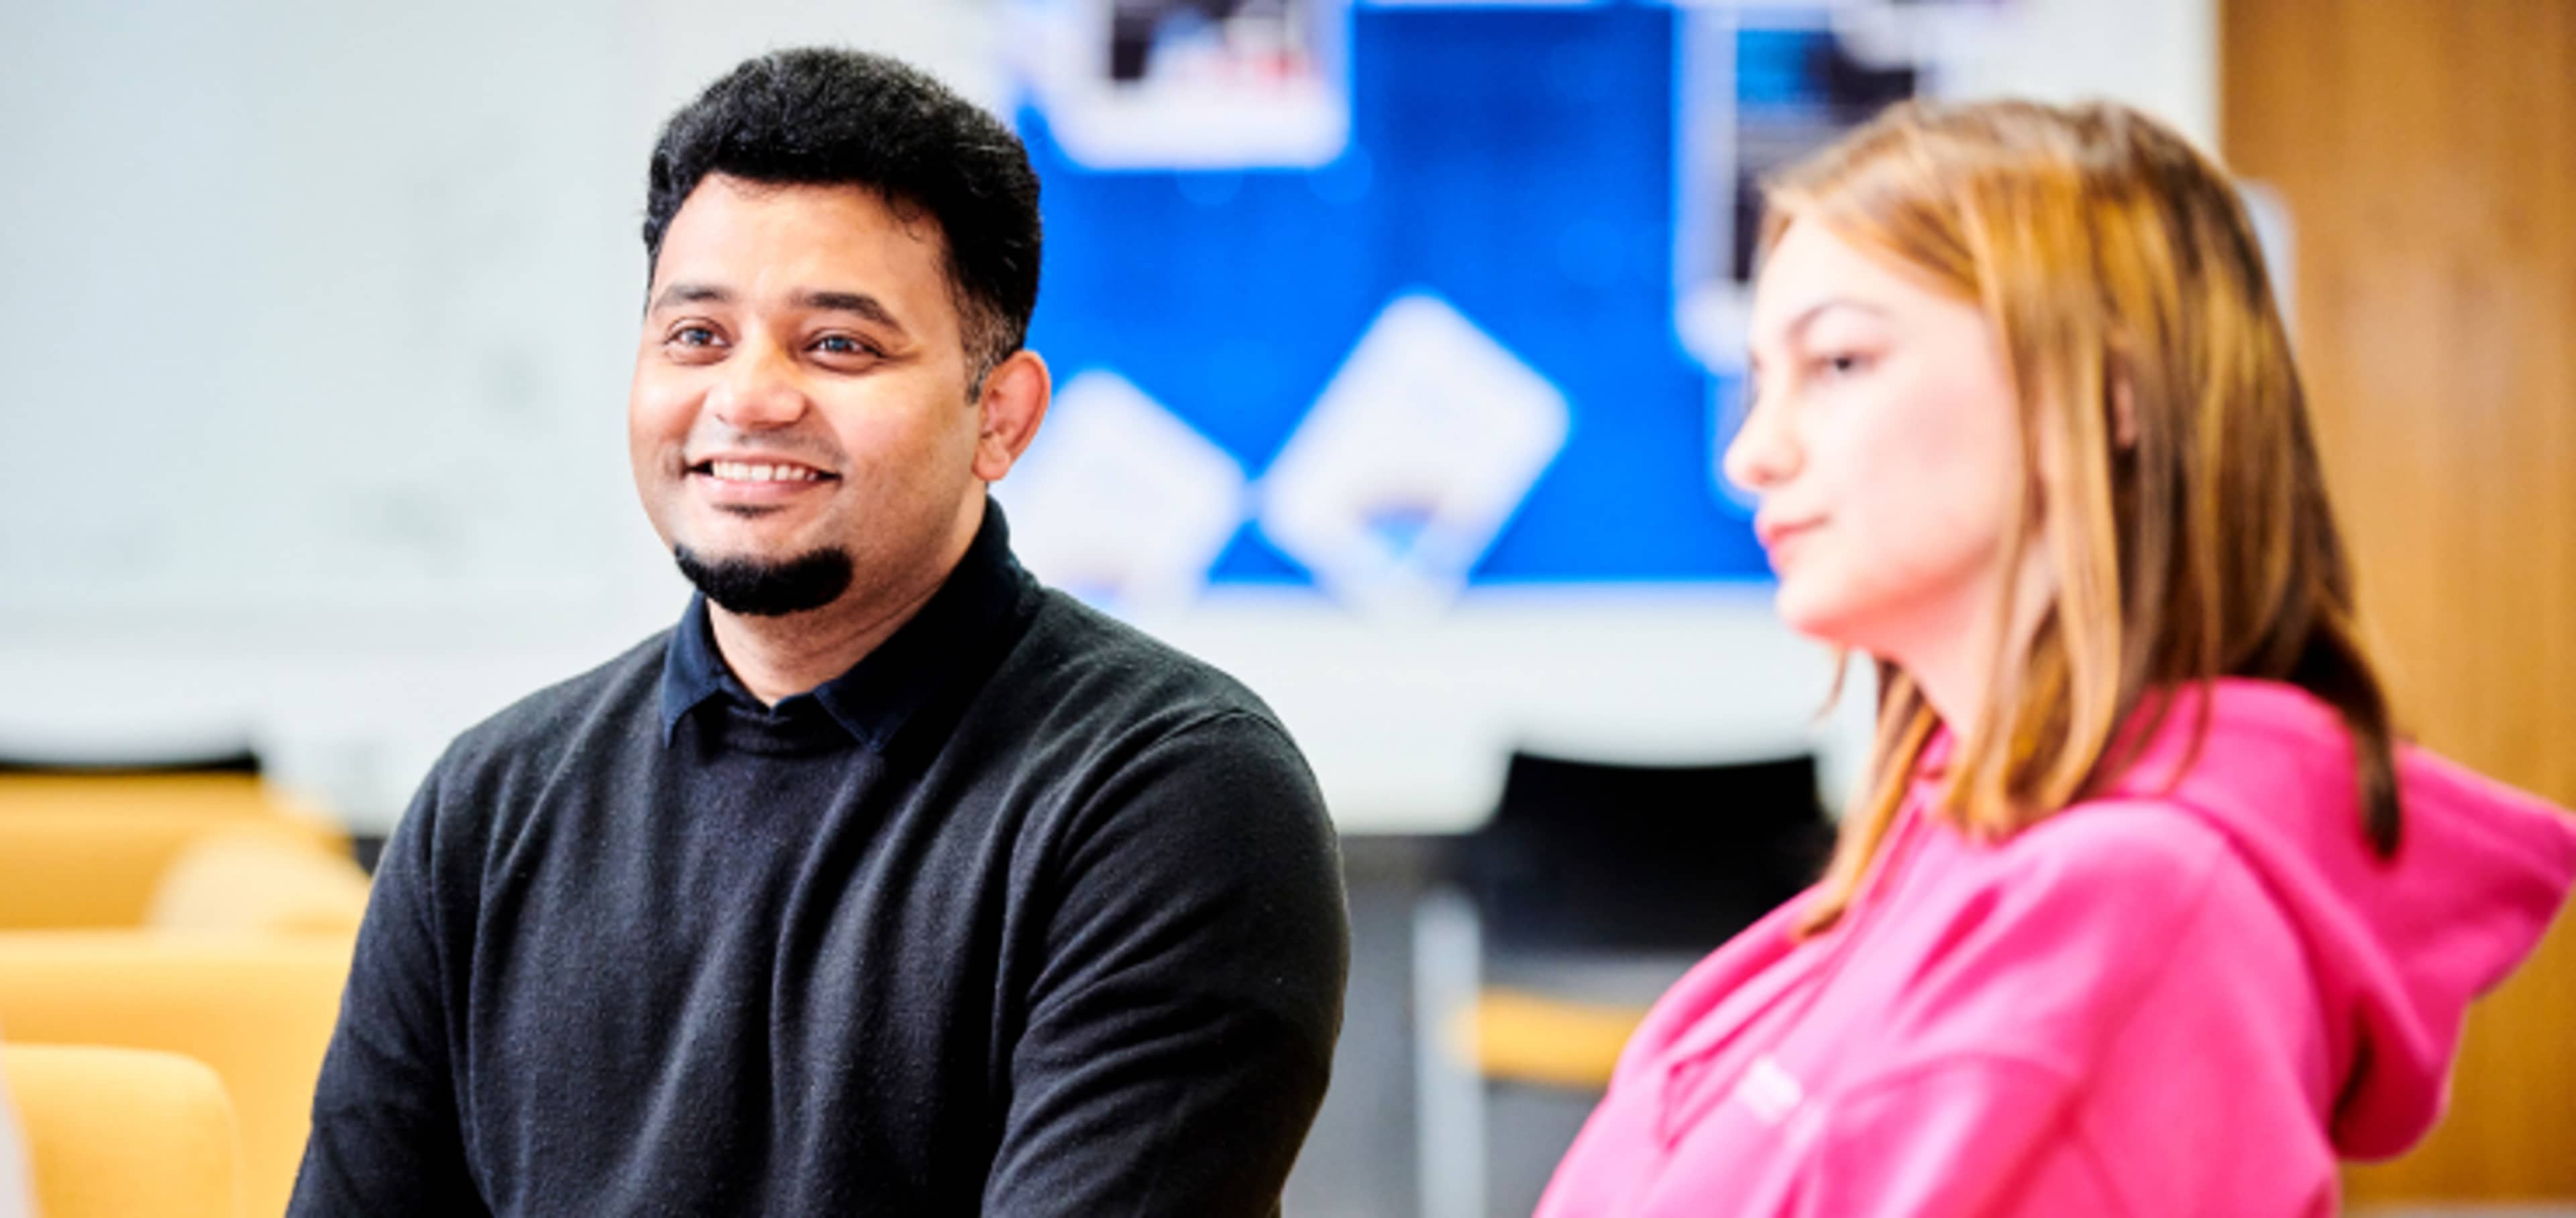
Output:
[686, 453, 841, 506]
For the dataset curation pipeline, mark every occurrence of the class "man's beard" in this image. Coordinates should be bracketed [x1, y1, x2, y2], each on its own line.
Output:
[673, 545, 855, 617]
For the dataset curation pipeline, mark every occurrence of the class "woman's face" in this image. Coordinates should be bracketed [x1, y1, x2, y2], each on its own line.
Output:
[1725, 218, 2029, 664]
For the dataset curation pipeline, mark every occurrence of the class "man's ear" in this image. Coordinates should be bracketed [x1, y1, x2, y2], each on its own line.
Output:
[971, 349, 1051, 483]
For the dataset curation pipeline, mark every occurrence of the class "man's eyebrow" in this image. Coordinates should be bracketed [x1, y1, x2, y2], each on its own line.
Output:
[648, 282, 731, 312]
[647, 283, 910, 335]
[798, 290, 906, 333]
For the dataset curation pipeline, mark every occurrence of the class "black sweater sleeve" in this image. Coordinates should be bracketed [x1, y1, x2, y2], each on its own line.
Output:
[290, 763, 488, 1217]
[981, 712, 1351, 1217]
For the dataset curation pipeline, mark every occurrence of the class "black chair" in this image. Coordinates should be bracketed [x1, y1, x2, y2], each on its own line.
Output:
[1411, 750, 1831, 1218]
[0, 749, 262, 775]
[1464, 750, 1829, 956]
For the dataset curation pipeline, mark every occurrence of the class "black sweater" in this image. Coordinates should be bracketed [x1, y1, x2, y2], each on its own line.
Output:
[292, 505, 1350, 1216]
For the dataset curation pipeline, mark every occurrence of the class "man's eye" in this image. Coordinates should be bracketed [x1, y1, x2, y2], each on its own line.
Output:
[813, 335, 879, 357]
[669, 325, 720, 347]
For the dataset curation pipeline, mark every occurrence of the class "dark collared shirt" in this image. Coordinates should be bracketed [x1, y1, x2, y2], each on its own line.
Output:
[294, 501, 1349, 1217]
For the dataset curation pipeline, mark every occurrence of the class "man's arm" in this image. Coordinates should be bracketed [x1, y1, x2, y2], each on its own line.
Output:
[983, 711, 1350, 1217]
[290, 765, 488, 1216]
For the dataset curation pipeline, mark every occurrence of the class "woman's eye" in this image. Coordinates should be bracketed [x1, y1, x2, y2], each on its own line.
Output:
[1814, 351, 1873, 379]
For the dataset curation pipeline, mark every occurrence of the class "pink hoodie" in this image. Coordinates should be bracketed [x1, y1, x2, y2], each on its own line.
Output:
[1536, 679, 2576, 1217]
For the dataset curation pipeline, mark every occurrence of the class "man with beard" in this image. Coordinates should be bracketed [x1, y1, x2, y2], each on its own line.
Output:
[292, 48, 1348, 1217]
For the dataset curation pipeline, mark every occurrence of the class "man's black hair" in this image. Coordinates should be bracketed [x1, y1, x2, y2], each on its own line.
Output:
[644, 48, 1041, 390]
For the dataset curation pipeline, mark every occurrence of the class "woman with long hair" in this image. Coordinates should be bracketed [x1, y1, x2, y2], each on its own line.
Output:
[1536, 99, 2576, 1215]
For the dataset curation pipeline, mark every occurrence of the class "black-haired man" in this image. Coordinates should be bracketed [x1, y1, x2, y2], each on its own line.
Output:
[292, 48, 1348, 1217]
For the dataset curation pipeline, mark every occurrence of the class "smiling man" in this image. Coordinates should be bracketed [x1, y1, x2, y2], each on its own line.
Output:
[291, 48, 1349, 1217]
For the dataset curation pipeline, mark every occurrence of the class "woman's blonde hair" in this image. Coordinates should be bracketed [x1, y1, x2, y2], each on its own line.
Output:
[1766, 99, 2400, 934]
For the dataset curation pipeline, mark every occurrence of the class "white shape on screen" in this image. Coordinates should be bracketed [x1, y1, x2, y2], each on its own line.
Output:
[1002, 0, 1351, 170]
[1256, 292, 1570, 616]
[996, 370, 1248, 615]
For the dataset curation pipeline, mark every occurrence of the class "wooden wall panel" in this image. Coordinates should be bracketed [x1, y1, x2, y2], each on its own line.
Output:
[2222, 0, 2576, 1202]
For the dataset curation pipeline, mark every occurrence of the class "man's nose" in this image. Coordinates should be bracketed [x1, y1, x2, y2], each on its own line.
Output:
[708, 341, 810, 431]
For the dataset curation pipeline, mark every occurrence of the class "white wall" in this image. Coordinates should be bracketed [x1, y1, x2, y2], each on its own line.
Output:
[1931, 0, 2217, 150]
[0, 0, 995, 828]
[0, 0, 2211, 834]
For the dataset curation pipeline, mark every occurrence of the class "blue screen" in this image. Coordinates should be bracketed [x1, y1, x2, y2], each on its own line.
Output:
[1018, 4, 1773, 590]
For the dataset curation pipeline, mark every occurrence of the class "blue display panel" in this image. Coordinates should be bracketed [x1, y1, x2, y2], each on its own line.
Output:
[1006, 4, 1754, 609]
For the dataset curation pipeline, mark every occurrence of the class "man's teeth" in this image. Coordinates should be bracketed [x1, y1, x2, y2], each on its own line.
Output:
[706, 461, 823, 482]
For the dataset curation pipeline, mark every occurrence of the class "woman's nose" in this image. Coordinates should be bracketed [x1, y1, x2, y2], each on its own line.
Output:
[1721, 392, 1801, 495]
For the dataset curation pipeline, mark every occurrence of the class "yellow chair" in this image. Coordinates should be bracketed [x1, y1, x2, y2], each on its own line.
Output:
[1, 1043, 243, 1218]
[0, 773, 350, 930]
[0, 932, 355, 1218]
[1452, 988, 1648, 1091]
[146, 830, 373, 939]
[0, 772, 319, 820]
[0, 812, 345, 930]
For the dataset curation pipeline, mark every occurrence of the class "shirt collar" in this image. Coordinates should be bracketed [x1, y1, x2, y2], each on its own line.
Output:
[657, 592, 734, 739]
[657, 497, 1031, 751]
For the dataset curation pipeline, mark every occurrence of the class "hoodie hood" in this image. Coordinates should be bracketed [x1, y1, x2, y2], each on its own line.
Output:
[2094, 679, 2576, 1158]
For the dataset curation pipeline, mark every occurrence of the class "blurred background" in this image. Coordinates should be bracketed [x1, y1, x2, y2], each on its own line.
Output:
[0, 0, 2567, 1215]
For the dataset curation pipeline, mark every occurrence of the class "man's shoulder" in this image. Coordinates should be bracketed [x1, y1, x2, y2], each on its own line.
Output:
[1001, 589, 1289, 742]
[433, 628, 673, 785]
[985, 591, 1339, 901]
[966, 589, 1310, 785]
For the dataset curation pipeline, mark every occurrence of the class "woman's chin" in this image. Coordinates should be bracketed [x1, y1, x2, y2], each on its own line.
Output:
[1771, 580, 1866, 649]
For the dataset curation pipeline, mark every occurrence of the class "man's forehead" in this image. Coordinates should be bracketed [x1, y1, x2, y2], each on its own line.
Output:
[674, 174, 945, 252]
[651, 176, 952, 320]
